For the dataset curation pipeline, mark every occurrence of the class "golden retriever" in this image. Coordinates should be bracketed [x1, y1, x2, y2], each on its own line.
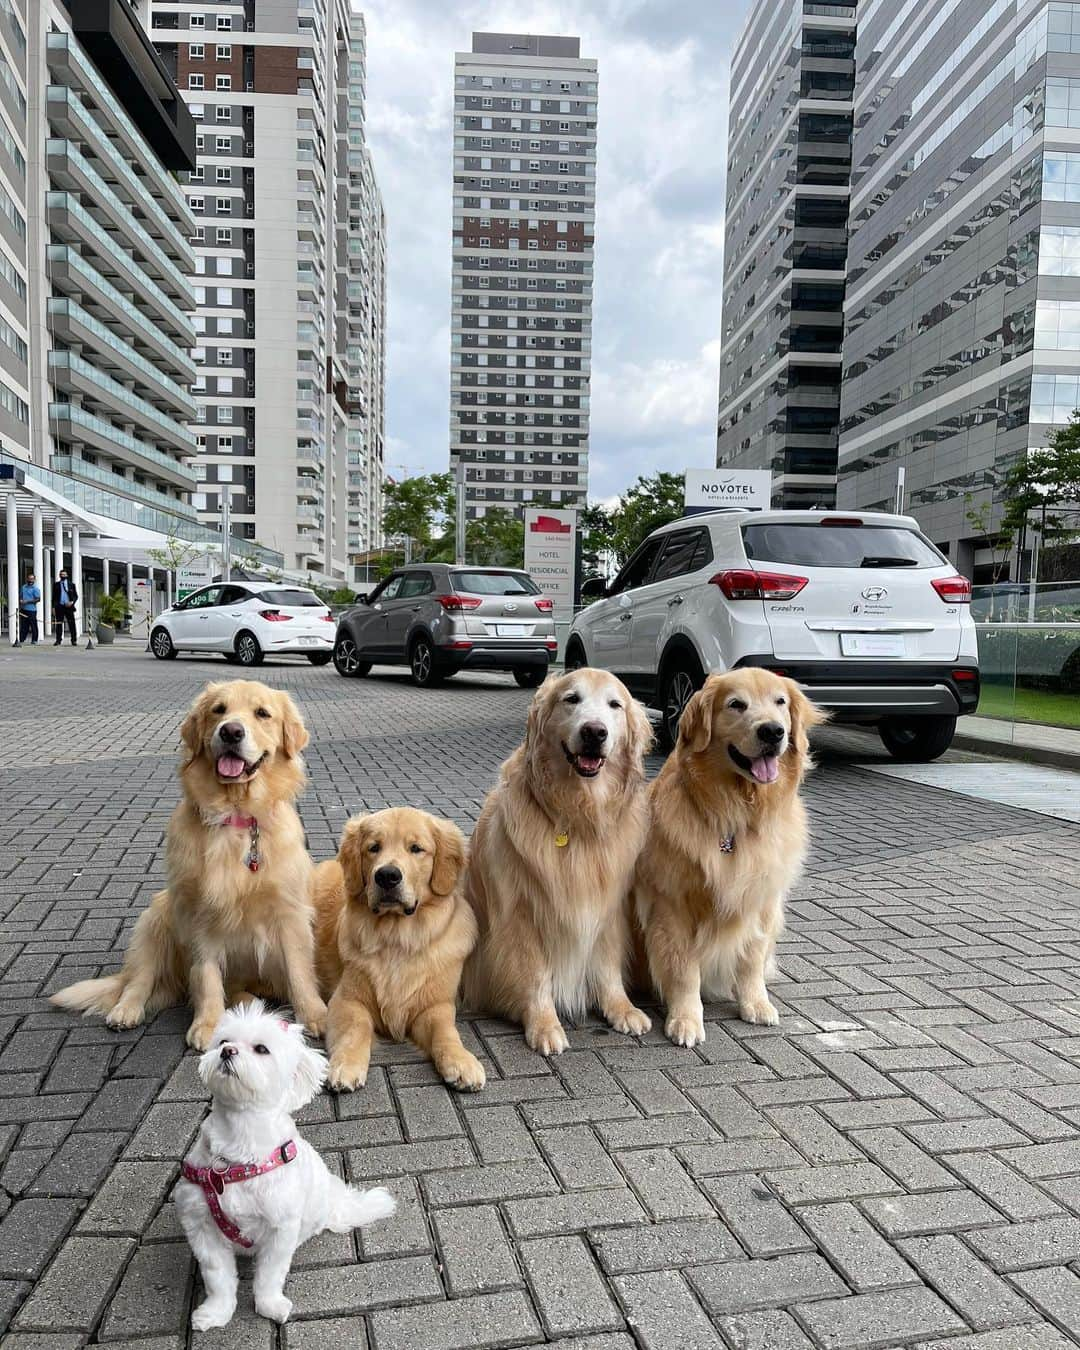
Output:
[463, 668, 653, 1055]
[51, 680, 326, 1050]
[313, 808, 484, 1092]
[634, 668, 825, 1045]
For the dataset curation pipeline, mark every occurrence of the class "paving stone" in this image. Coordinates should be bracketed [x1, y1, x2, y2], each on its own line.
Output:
[615, 1147, 712, 1220]
[464, 1104, 539, 1162]
[347, 1137, 474, 1180]
[765, 1163, 902, 1206]
[683, 1088, 777, 1139]
[368, 1289, 542, 1350]
[504, 1188, 646, 1238]
[13, 1235, 133, 1331]
[520, 1235, 623, 1337]
[422, 1157, 558, 1207]
[72, 1076, 160, 1133]
[25, 1129, 125, 1197]
[847, 1126, 956, 1191]
[794, 1288, 967, 1349]
[910, 1329, 1075, 1350]
[538, 1126, 624, 1190]
[762, 1106, 863, 1163]
[702, 1174, 814, 1257]
[122, 1102, 203, 1160]
[358, 1176, 431, 1259]
[716, 1309, 815, 1349]
[687, 1253, 845, 1316]
[966, 1216, 1080, 1272]
[99, 1241, 192, 1340]
[287, 1255, 442, 1316]
[395, 1085, 464, 1141]
[0, 1200, 82, 1280]
[861, 1189, 1005, 1238]
[1010, 1266, 1080, 1342]
[679, 1139, 805, 1178]
[1003, 1140, 1080, 1179]
[897, 1234, 1034, 1331]
[943, 1151, 1062, 1221]
[432, 1205, 521, 1296]
[597, 1115, 718, 1150]
[284, 1318, 367, 1349]
[798, 1203, 918, 1292]
[591, 1217, 741, 1275]
[612, 1270, 726, 1350]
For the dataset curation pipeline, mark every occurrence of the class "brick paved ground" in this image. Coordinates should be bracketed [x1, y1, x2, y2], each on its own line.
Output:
[2, 644, 1080, 1349]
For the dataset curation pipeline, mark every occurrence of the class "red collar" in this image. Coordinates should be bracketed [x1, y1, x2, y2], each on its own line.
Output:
[221, 813, 257, 828]
[181, 1140, 297, 1248]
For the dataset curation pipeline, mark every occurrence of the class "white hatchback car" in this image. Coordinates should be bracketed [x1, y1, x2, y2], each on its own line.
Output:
[567, 509, 980, 760]
[150, 581, 335, 666]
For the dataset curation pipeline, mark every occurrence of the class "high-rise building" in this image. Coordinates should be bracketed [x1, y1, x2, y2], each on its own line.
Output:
[838, 0, 1066, 574]
[147, 0, 385, 580]
[716, 0, 855, 510]
[450, 32, 596, 520]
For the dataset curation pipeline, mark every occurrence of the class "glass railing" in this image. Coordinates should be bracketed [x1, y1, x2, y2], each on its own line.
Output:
[49, 352, 197, 451]
[972, 582, 1080, 736]
[48, 299, 195, 414]
[45, 89, 192, 262]
[49, 402, 196, 483]
[46, 246, 193, 372]
[50, 455, 197, 518]
[46, 139, 191, 299]
[46, 194, 194, 340]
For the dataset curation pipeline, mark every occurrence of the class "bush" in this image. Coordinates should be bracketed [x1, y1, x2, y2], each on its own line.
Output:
[97, 589, 130, 627]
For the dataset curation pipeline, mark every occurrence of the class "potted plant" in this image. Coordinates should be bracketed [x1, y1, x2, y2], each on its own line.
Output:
[96, 589, 130, 644]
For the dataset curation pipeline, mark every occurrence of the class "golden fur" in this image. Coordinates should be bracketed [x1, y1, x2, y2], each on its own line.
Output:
[51, 680, 326, 1050]
[463, 668, 654, 1055]
[634, 669, 826, 1045]
[313, 808, 484, 1091]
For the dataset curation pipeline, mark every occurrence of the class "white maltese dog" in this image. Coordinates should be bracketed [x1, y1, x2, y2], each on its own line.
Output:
[176, 1000, 395, 1329]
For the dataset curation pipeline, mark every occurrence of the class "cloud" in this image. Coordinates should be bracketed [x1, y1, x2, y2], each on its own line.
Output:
[358, 0, 753, 494]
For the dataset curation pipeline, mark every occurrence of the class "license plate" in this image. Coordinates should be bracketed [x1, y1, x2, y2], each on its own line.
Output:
[840, 633, 905, 658]
[297, 636, 319, 646]
[495, 624, 527, 636]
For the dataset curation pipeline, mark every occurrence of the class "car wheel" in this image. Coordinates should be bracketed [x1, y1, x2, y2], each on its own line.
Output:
[333, 636, 371, 678]
[306, 653, 332, 666]
[879, 714, 957, 762]
[410, 636, 443, 687]
[150, 626, 177, 660]
[514, 668, 546, 688]
[235, 631, 264, 667]
[563, 639, 587, 671]
[658, 655, 705, 752]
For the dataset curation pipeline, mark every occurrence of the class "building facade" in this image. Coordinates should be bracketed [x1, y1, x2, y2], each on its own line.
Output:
[716, 0, 855, 510]
[146, 0, 385, 580]
[450, 32, 596, 520]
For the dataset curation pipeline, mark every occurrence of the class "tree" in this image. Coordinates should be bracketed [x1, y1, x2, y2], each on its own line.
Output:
[146, 533, 218, 573]
[1002, 420, 1080, 543]
[579, 502, 615, 574]
[382, 473, 454, 555]
[963, 493, 1013, 585]
[606, 471, 685, 569]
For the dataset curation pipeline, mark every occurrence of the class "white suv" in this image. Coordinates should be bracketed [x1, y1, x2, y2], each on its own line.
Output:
[566, 510, 980, 760]
[150, 582, 335, 666]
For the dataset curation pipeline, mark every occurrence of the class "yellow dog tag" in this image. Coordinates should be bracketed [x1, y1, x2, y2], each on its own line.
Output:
[554, 830, 569, 848]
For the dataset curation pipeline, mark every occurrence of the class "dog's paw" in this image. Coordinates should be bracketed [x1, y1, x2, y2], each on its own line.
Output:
[297, 1000, 327, 1040]
[607, 1003, 652, 1037]
[105, 1000, 145, 1031]
[740, 997, 779, 1027]
[191, 1299, 235, 1331]
[327, 1060, 367, 1092]
[440, 1050, 486, 1092]
[186, 1019, 217, 1051]
[526, 1018, 569, 1057]
[665, 1014, 705, 1048]
[255, 1293, 292, 1324]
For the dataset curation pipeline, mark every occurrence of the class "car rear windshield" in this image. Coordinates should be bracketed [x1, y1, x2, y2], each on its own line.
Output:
[451, 570, 540, 595]
[256, 588, 324, 607]
[742, 522, 945, 569]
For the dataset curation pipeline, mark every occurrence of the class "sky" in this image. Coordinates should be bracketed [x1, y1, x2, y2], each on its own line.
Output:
[359, 0, 754, 503]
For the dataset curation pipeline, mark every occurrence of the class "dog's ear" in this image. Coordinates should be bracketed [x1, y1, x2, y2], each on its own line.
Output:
[678, 677, 721, 754]
[524, 677, 556, 750]
[625, 692, 654, 764]
[277, 692, 309, 758]
[430, 817, 466, 897]
[785, 678, 827, 761]
[338, 815, 373, 894]
[284, 1031, 327, 1112]
[180, 684, 217, 759]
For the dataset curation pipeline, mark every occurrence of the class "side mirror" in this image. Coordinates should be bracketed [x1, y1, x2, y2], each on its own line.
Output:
[355, 593, 369, 605]
[580, 576, 607, 602]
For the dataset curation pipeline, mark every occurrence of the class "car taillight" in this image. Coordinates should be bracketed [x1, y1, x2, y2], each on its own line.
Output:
[545, 639, 558, 651]
[931, 575, 972, 603]
[435, 594, 482, 611]
[534, 597, 554, 613]
[259, 609, 291, 621]
[711, 569, 809, 601]
[320, 612, 334, 622]
[953, 669, 978, 681]
[819, 516, 863, 527]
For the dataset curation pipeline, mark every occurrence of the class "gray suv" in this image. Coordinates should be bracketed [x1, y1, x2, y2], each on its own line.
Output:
[333, 564, 557, 687]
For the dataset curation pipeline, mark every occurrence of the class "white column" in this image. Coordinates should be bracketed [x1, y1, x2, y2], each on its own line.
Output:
[54, 515, 63, 576]
[5, 491, 16, 645]
[126, 561, 134, 613]
[31, 508, 43, 635]
[165, 568, 172, 608]
[71, 526, 82, 638]
[102, 556, 109, 599]
[42, 547, 52, 632]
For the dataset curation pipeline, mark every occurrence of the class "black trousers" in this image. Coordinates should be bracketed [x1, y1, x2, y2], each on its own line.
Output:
[54, 606, 77, 644]
[18, 609, 38, 643]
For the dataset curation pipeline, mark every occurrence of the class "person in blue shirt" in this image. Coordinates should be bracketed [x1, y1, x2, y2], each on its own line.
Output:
[18, 573, 40, 645]
[52, 569, 78, 645]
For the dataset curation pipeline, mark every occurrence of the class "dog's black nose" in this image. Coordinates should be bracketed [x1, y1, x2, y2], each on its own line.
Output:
[219, 721, 245, 745]
[758, 722, 785, 746]
[374, 865, 403, 890]
[219, 1044, 237, 1060]
[581, 721, 608, 745]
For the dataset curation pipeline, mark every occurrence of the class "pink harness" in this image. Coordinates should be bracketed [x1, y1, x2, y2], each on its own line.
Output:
[181, 1140, 297, 1247]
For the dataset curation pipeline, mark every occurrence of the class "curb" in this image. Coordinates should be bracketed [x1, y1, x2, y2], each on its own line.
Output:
[950, 730, 1080, 773]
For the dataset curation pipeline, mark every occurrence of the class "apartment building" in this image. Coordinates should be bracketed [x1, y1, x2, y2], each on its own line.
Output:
[450, 32, 596, 519]
[147, 0, 385, 580]
[715, 0, 855, 510]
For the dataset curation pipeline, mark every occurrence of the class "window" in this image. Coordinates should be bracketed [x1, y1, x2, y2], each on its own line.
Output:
[196, 134, 205, 150]
[218, 436, 233, 452]
[560, 121, 570, 132]
[216, 75, 231, 90]
[190, 13, 205, 26]
[397, 572, 435, 599]
[556, 241, 568, 251]
[216, 197, 230, 213]
[193, 225, 205, 240]
[180, 586, 223, 611]
[216, 106, 231, 122]
[652, 530, 711, 582]
[559, 162, 569, 174]
[190, 164, 204, 181]
[528, 240, 538, 250]
[217, 406, 231, 423]
[216, 44, 231, 59]
[189, 73, 204, 89]
[189, 195, 205, 212]
[370, 574, 404, 602]
[216, 166, 231, 182]
[511, 98, 522, 110]
[217, 13, 232, 28]
[218, 348, 233, 364]
[742, 523, 944, 569]
[609, 538, 664, 595]
[216, 135, 230, 152]
[482, 97, 492, 108]
[190, 42, 204, 57]
[216, 227, 232, 244]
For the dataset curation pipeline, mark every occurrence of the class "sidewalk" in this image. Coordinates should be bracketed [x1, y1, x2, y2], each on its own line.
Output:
[955, 714, 1080, 771]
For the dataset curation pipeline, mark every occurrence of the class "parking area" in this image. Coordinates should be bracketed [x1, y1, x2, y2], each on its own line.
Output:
[2, 643, 1080, 1349]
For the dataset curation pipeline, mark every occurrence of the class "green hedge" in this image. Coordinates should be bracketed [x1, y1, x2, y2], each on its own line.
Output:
[977, 627, 1080, 693]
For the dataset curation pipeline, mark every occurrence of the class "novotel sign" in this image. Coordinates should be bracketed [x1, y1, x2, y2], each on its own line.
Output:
[683, 468, 773, 515]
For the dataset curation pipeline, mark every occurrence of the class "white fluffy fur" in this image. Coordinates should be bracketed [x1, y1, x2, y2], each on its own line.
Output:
[175, 1001, 395, 1329]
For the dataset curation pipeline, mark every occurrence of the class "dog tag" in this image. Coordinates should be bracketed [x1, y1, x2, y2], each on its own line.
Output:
[554, 830, 569, 848]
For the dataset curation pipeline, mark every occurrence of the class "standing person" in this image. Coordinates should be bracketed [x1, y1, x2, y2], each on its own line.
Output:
[53, 568, 78, 646]
[18, 573, 40, 645]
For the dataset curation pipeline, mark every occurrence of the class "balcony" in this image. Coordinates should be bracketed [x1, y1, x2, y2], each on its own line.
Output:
[49, 402, 196, 490]
[51, 454, 198, 517]
[49, 351, 197, 456]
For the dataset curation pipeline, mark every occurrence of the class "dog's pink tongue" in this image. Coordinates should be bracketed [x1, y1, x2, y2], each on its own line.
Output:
[750, 755, 779, 784]
[217, 754, 247, 779]
[577, 754, 602, 773]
